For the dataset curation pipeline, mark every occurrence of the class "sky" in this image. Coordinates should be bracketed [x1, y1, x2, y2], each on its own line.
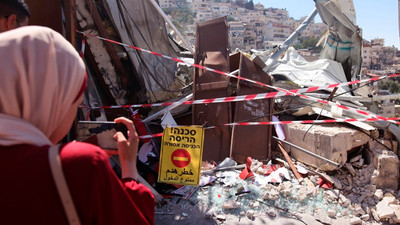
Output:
[254, 0, 400, 48]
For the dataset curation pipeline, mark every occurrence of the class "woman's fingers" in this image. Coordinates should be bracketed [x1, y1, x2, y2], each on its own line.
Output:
[114, 117, 138, 142]
[113, 131, 126, 142]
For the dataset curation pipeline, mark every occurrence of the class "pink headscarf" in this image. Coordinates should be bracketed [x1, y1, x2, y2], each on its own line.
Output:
[0, 26, 86, 146]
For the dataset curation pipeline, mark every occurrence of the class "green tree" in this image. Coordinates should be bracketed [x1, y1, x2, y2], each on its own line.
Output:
[245, 0, 254, 10]
[379, 80, 400, 93]
[294, 37, 322, 53]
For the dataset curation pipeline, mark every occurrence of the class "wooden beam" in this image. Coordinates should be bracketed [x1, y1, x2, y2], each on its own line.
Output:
[84, 0, 128, 89]
[62, 0, 76, 47]
[277, 142, 302, 180]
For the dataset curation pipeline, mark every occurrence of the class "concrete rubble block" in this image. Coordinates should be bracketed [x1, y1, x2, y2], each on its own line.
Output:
[314, 208, 332, 224]
[380, 139, 399, 154]
[376, 196, 396, 220]
[340, 209, 350, 216]
[294, 186, 314, 202]
[281, 124, 369, 171]
[216, 214, 226, 221]
[360, 213, 370, 221]
[389, 204, 400, 223]
[266, 210, 277, 217]
[382, 193, 397, 204]
[222, 200, 241, 209]
[365, 184, 377, 193]
[325, 189, 340, 202]
[246, 210, 255, 220]
[339, 194, 351, 207]
[249, 201, 260, 208]
[374, 189, 384, 201]
[331, 176, 343, 189]
[371, 208, 380, 221]
[349, 217, 362, 225]
[369, 140, 399, 190]
[352, 205, 366, 216]
[262, 187, 280, 201]
[278, 181, 292, 195]
[327, 209, 336, 218]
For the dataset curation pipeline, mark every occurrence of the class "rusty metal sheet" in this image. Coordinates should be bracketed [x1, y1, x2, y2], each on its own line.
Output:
[230, 53, 273, 163]
[192, 17, 231, 162]
[229, 51, 241, 73]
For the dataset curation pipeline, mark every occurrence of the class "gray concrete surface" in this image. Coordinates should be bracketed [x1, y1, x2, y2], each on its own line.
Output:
[154, 197, 324, 225]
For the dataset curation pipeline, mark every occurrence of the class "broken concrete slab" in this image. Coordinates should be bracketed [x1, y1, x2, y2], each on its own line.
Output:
[368, 140, 399, 190]
[281, 123, 370, 171]
[348, 216, 362, 224]
[376, 200, 395, 220]
[389, 204, 400, 223]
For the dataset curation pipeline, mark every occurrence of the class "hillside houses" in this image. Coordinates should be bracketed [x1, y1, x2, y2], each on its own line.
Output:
[161, 0, 400, 73]
[160, 0, 328, 52]
[362, 38, 400, 72]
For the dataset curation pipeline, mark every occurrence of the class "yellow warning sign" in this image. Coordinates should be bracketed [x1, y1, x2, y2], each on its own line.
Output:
[158, 126, 204, 186]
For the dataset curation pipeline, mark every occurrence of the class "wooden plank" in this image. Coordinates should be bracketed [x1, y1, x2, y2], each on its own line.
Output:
[62, 0, 76, 47]
[277, 142, 302, 181]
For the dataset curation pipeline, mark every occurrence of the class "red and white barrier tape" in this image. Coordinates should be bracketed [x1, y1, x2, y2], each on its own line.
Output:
[80, 38, 86, 59]
[220, 117, 400, 127]
[76, 31, 399, 124]
[139, 117, 400, 139]
[80, 72, 399, 110]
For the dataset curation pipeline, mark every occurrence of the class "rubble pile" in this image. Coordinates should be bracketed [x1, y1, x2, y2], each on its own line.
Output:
[334, 157, 400, 224]
[155, 146, 400, 224]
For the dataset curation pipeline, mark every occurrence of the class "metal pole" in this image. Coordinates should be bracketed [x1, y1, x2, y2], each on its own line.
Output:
[142, 93, 193, 123]
[272, 136, 341, 167]
[264, 8, 318, 72]
[149, 0, 195, 54]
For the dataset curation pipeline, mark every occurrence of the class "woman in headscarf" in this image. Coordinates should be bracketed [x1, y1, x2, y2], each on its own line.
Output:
[0, 26, 154, 225]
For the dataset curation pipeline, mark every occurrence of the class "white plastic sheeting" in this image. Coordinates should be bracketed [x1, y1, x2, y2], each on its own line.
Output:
[268, 47, 351, 96]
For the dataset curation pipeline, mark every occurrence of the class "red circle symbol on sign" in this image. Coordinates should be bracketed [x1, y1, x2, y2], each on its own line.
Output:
[171, 149, 191, 168]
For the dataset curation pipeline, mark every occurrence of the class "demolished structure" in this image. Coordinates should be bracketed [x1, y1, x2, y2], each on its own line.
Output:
[28, 0, 400, 224]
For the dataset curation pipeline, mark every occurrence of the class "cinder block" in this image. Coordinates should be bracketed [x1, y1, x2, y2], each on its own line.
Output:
[369, 140, 399, 190]
[281, 124, 370, 171]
